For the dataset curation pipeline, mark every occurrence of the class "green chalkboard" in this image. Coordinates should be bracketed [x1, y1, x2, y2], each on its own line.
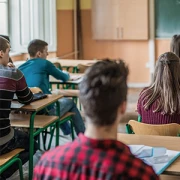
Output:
[155, 0, 180, 38]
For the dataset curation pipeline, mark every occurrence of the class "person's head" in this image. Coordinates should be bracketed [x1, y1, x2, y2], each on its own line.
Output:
[0, 36, 10, 66]
[0, 35, 13, 63]
[79, 59, 129, 127]
[142, 52, 180, 114]
[28, 39, 48, 59]
[170, 34, 180, 58]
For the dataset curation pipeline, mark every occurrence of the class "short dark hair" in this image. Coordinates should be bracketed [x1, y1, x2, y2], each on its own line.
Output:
[28, 39, 48, 57]
[0, 36, 9, 52]
[79, 59, 129, 126]
[0, 35, 10, 42]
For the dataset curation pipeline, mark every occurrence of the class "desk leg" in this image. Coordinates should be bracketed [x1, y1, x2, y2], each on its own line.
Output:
[56, 101, 60, 146]
[29, 112, 36, 180]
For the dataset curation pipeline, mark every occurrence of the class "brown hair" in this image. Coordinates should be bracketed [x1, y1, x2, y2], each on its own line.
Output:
[140, 52, 180, 115]
[0, 36, 9, 52]
[170, 34, 180, 58]
[28, 39, 48, 57]
[79, 59, 129, 126]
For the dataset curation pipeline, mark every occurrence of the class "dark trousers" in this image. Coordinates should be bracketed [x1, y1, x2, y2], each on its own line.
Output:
[0, 129, 37, 179]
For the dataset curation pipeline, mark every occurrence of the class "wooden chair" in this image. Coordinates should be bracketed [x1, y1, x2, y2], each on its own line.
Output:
[0, 149, 24, 180]
[53, 62, 62, 70]
[29, 87, 42, 94]
[77, 64, 90, 73]
[126, 120, 180, 136]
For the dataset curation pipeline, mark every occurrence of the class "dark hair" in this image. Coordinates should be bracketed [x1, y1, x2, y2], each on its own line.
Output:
[140, 52, 180, 114]
[0, 36, 9, 52]
[170, 34, 180, 58]
[28, 39, 48, 57]
[79, 59, 129, 126]
[0, 35, 10, 42]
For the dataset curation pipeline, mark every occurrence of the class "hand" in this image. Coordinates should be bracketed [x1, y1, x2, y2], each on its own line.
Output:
[7, 62, 15, 68]
[62, 70, 69, 75]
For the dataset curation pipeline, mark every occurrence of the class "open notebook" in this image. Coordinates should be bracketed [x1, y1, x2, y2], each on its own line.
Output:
[128, 145, 180, 175]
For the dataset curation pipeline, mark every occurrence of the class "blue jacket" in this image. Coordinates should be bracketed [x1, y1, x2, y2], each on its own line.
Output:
[18, 58, 69, 94]
[19, 58, 71, 135]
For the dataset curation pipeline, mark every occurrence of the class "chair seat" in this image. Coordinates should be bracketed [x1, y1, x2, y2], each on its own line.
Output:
[60, 112, 75, 120]
[0, 149, 24, 166]
[10, 113, 59, 128]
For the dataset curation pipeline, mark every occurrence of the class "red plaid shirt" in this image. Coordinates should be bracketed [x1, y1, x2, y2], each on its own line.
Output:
[33, 134, 159, 180]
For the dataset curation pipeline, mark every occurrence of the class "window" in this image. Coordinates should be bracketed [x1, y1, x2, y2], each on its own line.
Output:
[0, 0, 8, 35]
[4, 0, 56, 53]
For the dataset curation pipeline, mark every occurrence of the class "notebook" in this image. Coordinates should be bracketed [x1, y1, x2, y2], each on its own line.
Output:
[32, 92, 47, 102]
[13, 92, 47, 102]
[128, 145, 180, 175]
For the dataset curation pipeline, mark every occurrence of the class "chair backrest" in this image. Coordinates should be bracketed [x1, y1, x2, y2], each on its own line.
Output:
[53, 62, 62, 70]
[127, 120, 180, 136]
[77, 64, 90, 73]
[29, 87, 42, 94]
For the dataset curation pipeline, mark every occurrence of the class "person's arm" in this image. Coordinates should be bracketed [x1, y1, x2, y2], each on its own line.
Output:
[46, 60, 70, 81]
[16, 70, 33, 104]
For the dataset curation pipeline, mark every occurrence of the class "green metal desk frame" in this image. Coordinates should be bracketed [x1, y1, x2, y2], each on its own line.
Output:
[28, 101, 60, 180]
[0, 155, 23, 180]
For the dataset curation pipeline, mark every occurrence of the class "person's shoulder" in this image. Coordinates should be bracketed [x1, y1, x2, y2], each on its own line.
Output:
[118, 150, 158, 179]
[40, 141, 75, 163]
[4, 67, 24, 80]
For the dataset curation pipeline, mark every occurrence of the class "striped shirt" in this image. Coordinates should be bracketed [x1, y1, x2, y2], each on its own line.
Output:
[0, 65, 33, 145]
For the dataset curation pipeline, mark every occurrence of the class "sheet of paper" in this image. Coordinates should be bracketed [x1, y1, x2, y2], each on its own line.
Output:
[11, 102, 24, 109]
[128, 144, 180, 175]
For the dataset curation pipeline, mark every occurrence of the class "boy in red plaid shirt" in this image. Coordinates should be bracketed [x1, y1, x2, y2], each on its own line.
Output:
[33, 59, 159, 180]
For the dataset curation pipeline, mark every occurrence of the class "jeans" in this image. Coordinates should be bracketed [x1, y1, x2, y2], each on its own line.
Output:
[0, 129, 38, 179]
[49, 98, 85, 135]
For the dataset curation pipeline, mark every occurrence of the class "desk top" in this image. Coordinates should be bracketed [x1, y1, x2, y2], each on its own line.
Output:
[49, 59, 98, 67]
[11, 94, 63, 112]
[117, 133, 180, 175]
[50, 73, 84, 84]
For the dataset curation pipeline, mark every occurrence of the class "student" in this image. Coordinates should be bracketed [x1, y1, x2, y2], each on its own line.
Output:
[18, 39, 85, 135]
[33, 59, 158, 180]
[170, 34, 180, 58]
[0, 37, 37, 179]
[137, 52, 180, 124]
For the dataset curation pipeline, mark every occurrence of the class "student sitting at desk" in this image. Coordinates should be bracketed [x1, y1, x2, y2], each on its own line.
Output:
[19, 39, 85, 135]
[170, 34, 180, 58]
[137, 52, 180, 124]
[33, 59, 158, 180]
[0, 37, 37, 179]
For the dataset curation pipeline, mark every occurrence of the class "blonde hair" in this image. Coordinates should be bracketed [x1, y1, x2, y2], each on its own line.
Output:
[141, 52, 180, 115]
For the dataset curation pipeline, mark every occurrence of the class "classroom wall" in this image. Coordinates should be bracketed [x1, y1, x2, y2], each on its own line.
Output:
[56, 0, 151, 84]
[13, 0, 171, 85]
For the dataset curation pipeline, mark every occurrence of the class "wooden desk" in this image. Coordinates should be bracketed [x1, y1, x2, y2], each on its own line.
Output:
[49, 73, 83, 86]
[11, 94, 63, 180]
[49, 59, 98, 67]
[117, 134, 180, 176]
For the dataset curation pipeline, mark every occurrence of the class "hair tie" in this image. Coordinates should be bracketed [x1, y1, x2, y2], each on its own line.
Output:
[160, 60, 170, 65]
[160, 59, 179, 65]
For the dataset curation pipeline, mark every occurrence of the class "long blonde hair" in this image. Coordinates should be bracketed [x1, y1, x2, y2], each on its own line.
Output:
[141, 52, 180, 115]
